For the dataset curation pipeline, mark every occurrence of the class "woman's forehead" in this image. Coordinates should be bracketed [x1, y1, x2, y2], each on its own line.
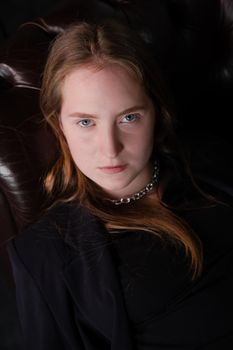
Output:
[60, 64, 152, 117]
[63, 62, 141, 87]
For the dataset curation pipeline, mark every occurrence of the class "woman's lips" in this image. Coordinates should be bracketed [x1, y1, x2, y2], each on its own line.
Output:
[99, 164, 127, 174]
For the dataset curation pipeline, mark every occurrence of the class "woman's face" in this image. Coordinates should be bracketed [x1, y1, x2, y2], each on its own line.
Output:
[60, 64, 156, 199]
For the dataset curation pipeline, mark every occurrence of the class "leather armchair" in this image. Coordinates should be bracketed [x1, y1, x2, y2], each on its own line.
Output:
[1, 0, 233, 289]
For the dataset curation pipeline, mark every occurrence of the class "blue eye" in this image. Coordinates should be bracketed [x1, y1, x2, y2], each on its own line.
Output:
[121, 113, 139, 123]
[78, 119, 94, 127]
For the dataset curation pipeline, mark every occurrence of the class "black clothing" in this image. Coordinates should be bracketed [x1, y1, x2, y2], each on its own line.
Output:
[112, 203, 233, 349]
[7, 177, 233, 349]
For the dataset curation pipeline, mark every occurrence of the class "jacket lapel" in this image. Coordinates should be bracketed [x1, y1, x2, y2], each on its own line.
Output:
[60, 202, 133, 349]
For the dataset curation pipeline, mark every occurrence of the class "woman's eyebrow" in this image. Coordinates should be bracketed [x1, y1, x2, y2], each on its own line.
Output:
[116, 105, 146, 117]
[67, 112, 98, 118]
[67, 105, 146, 119]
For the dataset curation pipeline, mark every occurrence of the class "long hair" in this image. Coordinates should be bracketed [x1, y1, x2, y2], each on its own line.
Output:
[40, 20, 204, 280]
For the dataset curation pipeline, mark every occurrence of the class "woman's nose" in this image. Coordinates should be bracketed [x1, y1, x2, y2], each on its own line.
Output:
[99, 127, 123, 159]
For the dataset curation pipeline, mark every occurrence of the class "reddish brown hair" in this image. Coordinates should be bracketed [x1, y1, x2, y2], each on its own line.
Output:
[40, 20, 203, 279]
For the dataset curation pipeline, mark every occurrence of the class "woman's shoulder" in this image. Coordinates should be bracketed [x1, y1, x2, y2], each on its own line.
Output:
[7, 200, 82, 267]
[7, 198, 108, 268]
[16, 200, 73, 241]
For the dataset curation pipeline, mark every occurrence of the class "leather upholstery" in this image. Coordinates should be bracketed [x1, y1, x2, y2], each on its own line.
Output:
[0, 0, 233, 283]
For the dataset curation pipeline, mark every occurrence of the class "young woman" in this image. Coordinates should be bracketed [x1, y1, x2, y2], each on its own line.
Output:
[7, 20, 233, 349]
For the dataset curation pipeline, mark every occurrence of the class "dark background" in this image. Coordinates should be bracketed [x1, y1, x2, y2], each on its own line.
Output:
[0, 2, 63, 349]
[0, 0, 62, 45]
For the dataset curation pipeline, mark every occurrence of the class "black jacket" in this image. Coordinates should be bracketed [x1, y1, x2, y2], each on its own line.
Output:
[7, 140, 233, 349]
[8, 201, 134, 350]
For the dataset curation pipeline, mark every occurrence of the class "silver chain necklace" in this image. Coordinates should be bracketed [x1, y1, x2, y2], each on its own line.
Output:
[106, 160, 159, 205]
